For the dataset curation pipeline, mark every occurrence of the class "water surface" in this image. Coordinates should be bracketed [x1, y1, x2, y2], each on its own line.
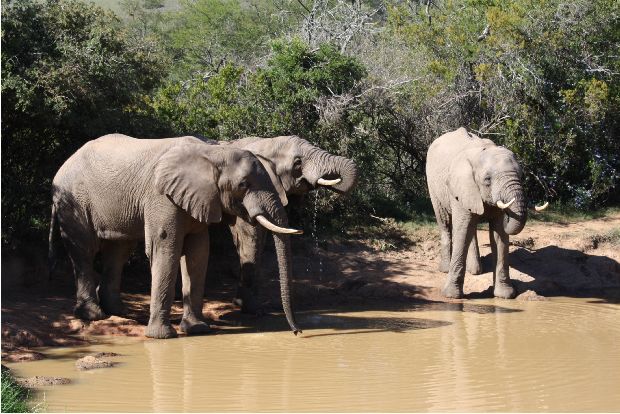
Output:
[8, 297, 620, 412]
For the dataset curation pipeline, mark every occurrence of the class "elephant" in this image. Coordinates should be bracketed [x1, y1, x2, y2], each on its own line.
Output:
[48, 134, 303, 339]
[219, 135, 358, 313]
[426, 128, 547, 299]
[95, 134, 357, 317]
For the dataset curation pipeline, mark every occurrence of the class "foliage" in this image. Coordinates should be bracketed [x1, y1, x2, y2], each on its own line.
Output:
[2, 0, 619, 251]
[1, 0, 169, 248]
[1, 370, 32, 413]
[386, 0, 620, 209]
[144, 38, 367, 140]
[161, 0, 293, 79]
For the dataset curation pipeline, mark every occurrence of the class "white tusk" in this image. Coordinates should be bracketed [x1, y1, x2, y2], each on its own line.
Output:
[317, 177, 342, 186]
[534, 201, 549, 211]
[256, 215, 303, 235]
[496, 198, 515, 209]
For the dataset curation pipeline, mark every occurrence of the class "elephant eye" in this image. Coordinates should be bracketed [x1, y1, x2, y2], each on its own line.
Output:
[484, 176, 491, 185]
[293, 158, 302, 169]
[238, 181, 249, 190]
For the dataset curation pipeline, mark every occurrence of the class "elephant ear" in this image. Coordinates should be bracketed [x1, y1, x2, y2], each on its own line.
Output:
[255, 154, 288, 207]
[447, 151, 484, 215]
[154, 143, 222, 224]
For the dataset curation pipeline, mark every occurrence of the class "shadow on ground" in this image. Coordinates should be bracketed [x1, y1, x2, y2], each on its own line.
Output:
[506, 245, 620, 302]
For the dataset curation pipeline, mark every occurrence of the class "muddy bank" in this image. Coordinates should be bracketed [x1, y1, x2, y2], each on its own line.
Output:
[2, 212, 619, 362]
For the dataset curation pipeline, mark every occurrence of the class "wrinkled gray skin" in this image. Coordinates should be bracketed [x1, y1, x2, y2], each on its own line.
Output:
[426, 128, 527, 299]
[221, 135, 358, 313]
[49, 134, 301, 338]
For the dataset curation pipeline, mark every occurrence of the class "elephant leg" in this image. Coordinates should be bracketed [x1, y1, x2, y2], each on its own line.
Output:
[59, 218, 106, 321]
[230, 219, 266, 315]
[466, 231, 482, 275]
[489, 218, 516, 299]
[443, 207, 476, 298]
[99, 240, 137, 316]
[438, 221, 452, 273]
[431, 197, 451, 273]
[144, 230, 182, 339]
[179, 231, 211, 335]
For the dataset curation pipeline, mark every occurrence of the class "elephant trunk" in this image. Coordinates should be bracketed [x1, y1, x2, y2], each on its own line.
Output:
[497, 178, 527, 235]
[244, 191, 301, 334]
[272, 230, 301, 335]
[304, 145, 358, 194]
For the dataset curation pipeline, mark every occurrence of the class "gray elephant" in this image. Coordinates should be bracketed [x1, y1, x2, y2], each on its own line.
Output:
[426, 128, 547, 299]
[221, 135, 358, 313]
[49, 134, 302, 338]
[96, 134, 357, 317]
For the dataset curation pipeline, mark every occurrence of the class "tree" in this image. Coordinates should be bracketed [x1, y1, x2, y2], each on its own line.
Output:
[383, 0, 620, 208]
[1, 0, 168, 248]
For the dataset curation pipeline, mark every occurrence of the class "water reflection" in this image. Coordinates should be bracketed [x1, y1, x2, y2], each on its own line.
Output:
[8, 299, 620, 412]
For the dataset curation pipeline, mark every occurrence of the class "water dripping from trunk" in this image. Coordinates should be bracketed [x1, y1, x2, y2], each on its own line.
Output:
[311, 190, 323, 281]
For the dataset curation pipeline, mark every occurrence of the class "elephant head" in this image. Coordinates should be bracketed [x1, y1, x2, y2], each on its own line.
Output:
[155, 142, 302, 334]
[447, 143, 528, 235]
[230, 135, 358, 197]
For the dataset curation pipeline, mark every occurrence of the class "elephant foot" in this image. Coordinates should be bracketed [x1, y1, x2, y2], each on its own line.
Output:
[74, 300, 108, 321]
[467, 260, 483, 275]
[99, 294, 128, 317]
[180, 318, 212, 335]
[145, 322, 178, 339]
[494, 281, 516, 299]
[441, 280, 464, 299]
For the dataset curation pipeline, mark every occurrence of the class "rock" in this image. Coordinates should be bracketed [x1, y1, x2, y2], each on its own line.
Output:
[92, 352, 121, 358]
[1, 349, 46, 363]
[16, 376, 71, 387]
[511, 237, 535, 249]
[516, 290, 548, 301]
[75, 355, 117, 370]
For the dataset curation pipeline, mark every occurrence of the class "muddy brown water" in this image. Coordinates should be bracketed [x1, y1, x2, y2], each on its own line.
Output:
[7, 297, 620, 412]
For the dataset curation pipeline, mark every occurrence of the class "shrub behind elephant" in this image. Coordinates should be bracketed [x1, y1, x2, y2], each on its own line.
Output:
[50, 134, 303, 338]
[426, 128, 547, 299]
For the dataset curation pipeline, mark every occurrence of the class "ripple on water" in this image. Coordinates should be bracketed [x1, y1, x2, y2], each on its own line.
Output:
[7, 298, 620, 412]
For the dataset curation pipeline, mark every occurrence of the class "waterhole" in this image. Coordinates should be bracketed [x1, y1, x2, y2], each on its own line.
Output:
[7, 297, 620, 412]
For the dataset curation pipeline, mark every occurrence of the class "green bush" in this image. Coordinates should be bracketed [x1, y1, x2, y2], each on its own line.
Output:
[1, 0, 168, 249]
[1, 370, 32, 413]
[2, 0, 619, 252]
[388, 0, 620, 209]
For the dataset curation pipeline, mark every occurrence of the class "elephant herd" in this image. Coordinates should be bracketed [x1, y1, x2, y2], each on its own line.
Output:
[49, 128, 547, 339]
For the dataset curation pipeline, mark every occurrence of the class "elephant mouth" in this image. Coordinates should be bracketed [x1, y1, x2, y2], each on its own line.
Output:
[305, 174, 343, 190]
[290, 178, 313, 194]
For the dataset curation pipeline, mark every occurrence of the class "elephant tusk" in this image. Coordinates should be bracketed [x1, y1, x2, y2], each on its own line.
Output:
[256, 215, 303, 235]
[317, 177, 342, 186]
[496, 198, 515, 209]
[534, 201, 549, 211]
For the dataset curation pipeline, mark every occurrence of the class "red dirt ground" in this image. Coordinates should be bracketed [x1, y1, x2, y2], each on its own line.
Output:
[2, 212, 619, 362]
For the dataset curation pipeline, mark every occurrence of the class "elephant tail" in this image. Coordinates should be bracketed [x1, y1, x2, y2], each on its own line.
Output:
[48, 203, 59, 279]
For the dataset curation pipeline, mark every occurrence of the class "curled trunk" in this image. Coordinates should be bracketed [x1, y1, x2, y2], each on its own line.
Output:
[304, 145, 358, 194]
[499, 181, 527, 235]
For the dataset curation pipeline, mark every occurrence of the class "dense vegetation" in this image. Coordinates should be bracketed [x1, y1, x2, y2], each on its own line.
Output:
[2, 0, 619, 250]
[1, 369, 33, 412]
